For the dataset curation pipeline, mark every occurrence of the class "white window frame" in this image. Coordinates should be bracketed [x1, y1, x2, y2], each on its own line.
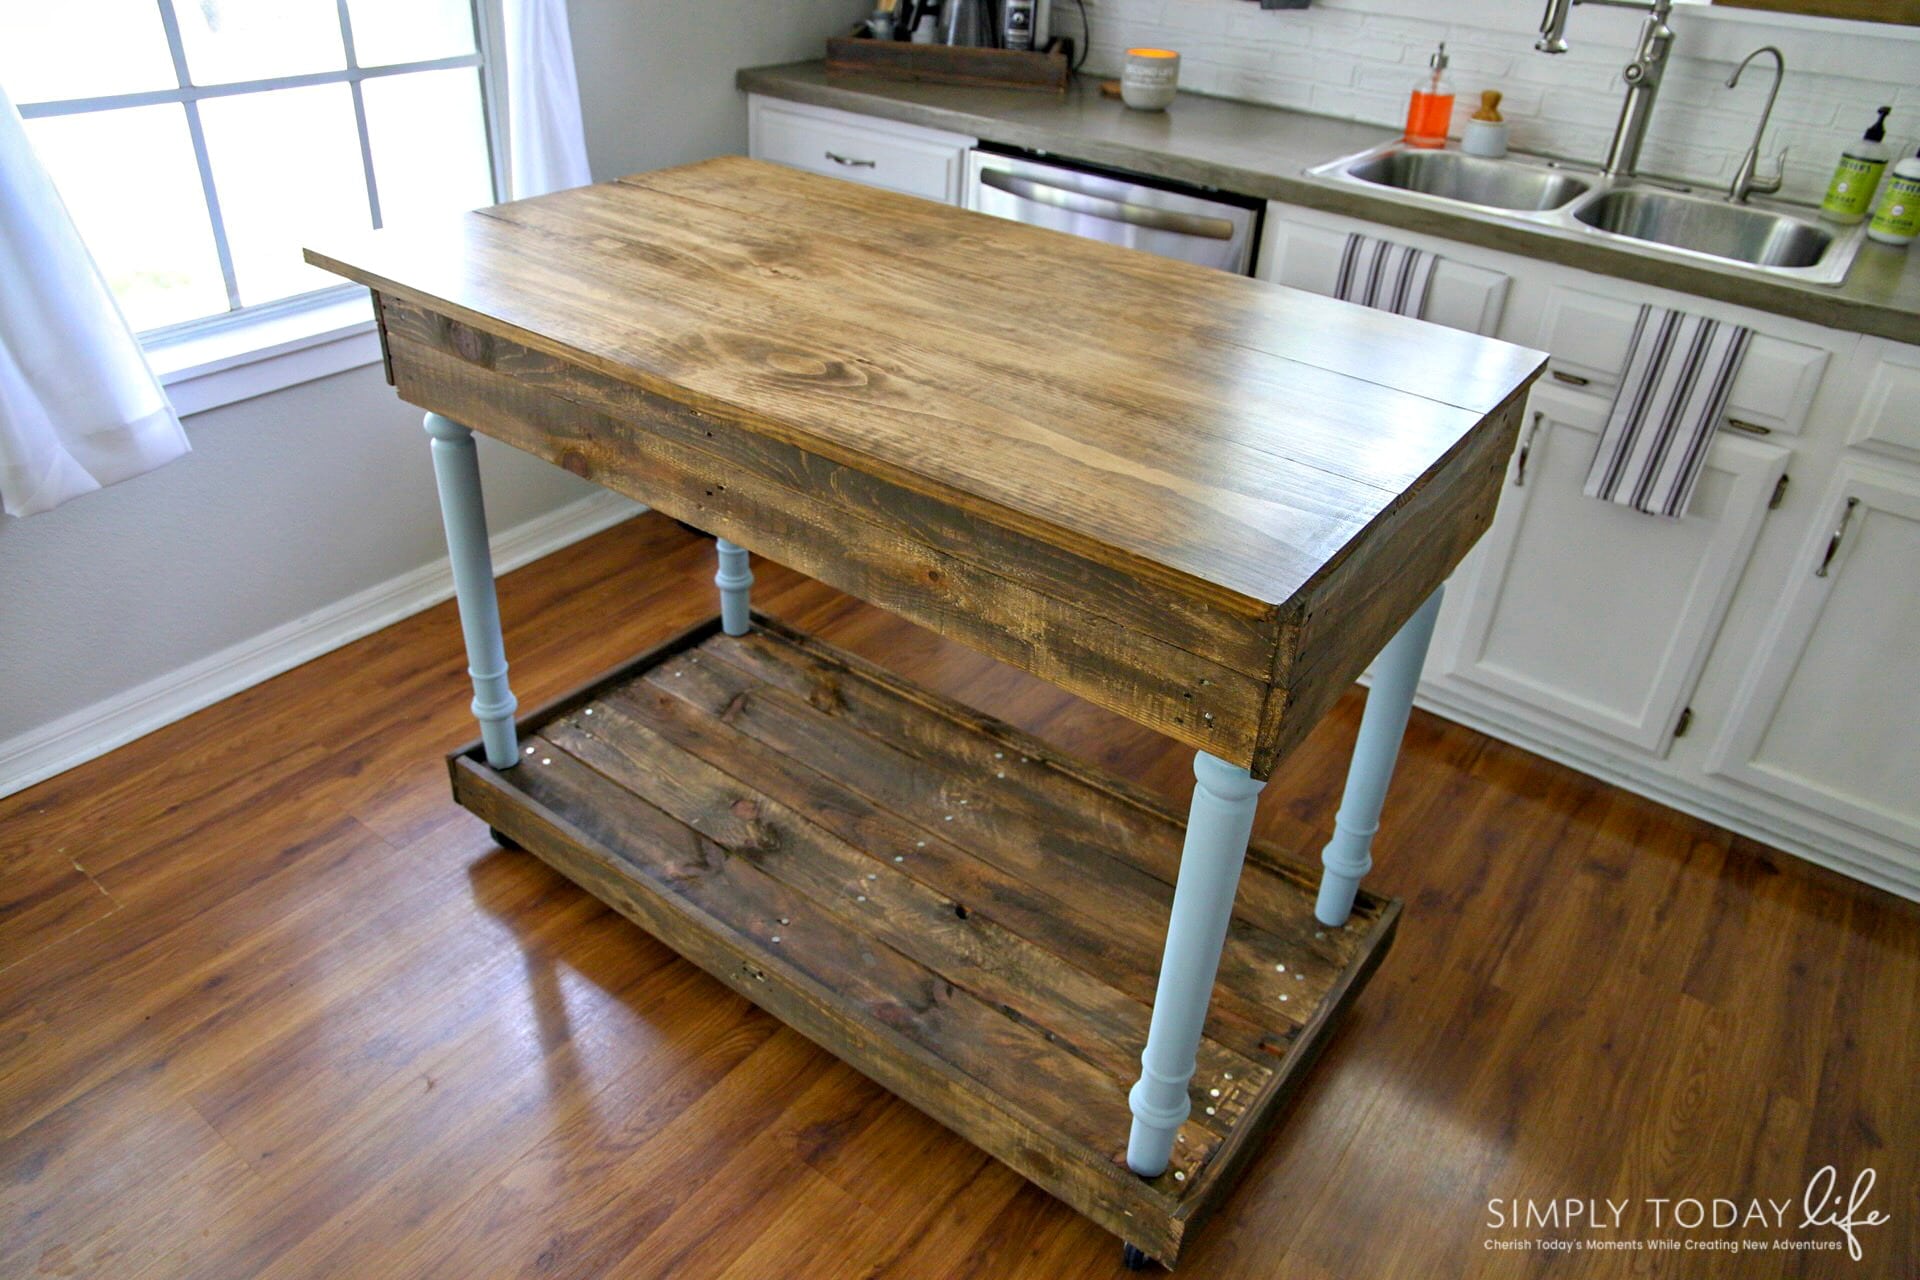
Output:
[15, 0, 508, 416]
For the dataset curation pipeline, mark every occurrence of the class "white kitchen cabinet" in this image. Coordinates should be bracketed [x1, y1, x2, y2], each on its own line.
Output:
[1705, 465, 1920, 862]
[747, 96, 975, 204]
[1534, 282, 1838, 438]
[1440, 385, 1789, 756]
[1256, 204, 1511, 336]
[1845, 337, 1920, 465]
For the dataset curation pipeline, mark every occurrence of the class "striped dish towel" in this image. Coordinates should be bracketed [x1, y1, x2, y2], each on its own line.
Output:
[1334, 233, 1436, 318]
[1584, 305, 1753, 518]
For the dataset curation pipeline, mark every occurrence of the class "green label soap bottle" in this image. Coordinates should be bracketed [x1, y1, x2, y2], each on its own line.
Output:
[1821, 107, 1891, 225]
[1868, 147, 1920, 247]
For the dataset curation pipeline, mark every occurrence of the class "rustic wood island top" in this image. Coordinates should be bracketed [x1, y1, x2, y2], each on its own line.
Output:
[308, 156, 1544, 779]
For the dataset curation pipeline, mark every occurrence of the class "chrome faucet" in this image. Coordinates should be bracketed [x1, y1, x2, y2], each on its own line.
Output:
[1726, 46, 1787, 203]
[1535, 0, 1676, 178]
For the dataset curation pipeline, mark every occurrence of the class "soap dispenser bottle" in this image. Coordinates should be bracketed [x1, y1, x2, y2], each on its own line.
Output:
[1405, 43, 1454, 149]
[1868, 146, 1920, 247]
[1821, 106, 1893, 225]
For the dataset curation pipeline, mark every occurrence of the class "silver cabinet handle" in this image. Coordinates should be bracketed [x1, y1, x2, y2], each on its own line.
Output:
[1815, 497, 1858, 578]
[1550, 369, 1591, 387]
[1514, 410, 1543, 486]
[825, 151, 877, 168]
[1723, 416, 1772, 436]
[979, 168, 1236, 240]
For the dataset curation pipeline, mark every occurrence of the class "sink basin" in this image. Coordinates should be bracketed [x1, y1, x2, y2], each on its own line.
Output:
[1573, 188, 1832, 269]
[1342, 149, 1591, 212]
[1310, 142, 1865, 285]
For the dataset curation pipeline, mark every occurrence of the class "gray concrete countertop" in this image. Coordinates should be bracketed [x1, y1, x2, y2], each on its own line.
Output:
[738, 62, 1920, 346]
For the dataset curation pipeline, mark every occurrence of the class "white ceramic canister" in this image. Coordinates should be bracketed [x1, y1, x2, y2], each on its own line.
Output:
[1461, 118, 1508, 158]
[1121, 48, 1180, 112]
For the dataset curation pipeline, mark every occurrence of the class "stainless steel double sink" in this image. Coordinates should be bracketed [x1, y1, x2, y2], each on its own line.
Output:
[1309, 144, 1865, 285]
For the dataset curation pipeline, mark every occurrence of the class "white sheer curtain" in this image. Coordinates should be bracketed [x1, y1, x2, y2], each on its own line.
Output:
[503, 0, 592, 198]
[0, 82, 189, 518]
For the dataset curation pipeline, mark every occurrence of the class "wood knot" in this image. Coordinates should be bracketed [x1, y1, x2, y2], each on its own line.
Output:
[558, 450, 592, 478]
[728, 798, 780, 854]
[448, 322, 493, 365]
[723, 333, 865, 388]
[767, 351, 832, 378]
[806, 675, 844, 714]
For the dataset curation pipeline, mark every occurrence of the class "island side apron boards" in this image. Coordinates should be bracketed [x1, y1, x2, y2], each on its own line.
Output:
[306, 159, 1544, 1268]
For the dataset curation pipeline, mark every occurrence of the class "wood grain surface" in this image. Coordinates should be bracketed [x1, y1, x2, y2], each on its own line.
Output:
[452, 613, 1395, 1263]
[305, 158, 1545, 776]
[825, 36, 1073, 93]
[3, 513, 1914, 1278]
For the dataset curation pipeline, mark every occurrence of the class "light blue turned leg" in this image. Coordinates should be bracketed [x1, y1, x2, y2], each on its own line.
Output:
[1127, 751, 1267, 1177]
[714, 537, 753, 636]
[1315, 585, 1444, 927]
[424, 413, 519, 769]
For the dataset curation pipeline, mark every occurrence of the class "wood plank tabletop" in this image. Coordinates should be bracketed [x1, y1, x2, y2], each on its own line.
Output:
[307, 158, 1545, 775]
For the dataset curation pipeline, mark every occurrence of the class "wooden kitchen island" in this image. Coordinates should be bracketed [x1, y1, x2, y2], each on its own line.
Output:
[307, 157, 1544, 1269]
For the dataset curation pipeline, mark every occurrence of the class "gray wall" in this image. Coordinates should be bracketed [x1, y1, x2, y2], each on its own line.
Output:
[572, 0, 868, 179]
[0, 0, 866, 750]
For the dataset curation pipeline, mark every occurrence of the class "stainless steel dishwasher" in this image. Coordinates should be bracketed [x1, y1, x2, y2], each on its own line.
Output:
[965, 149, 1262, 275]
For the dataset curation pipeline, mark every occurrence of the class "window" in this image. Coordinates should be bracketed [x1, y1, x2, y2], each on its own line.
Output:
[2, 0, 499, 338]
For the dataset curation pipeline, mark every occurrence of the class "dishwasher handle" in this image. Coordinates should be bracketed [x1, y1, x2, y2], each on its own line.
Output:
[978, 168, 1236, 241]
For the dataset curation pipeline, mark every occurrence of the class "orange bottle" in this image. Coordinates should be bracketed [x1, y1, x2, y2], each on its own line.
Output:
[1405, 42, 1454, 149]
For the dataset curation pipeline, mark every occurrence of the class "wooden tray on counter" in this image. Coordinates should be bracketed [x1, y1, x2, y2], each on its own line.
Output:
[449, 612, 1398, 1265]
[826, 34, 1071, 93]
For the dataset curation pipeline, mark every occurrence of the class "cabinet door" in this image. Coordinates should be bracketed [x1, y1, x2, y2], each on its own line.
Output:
[1257, 211, 1510, 336]
[1705, 466, 1920, 853]
[747, 97, 973, 204]
[1442, 385, 1788, 755]
[1845, 337, 1920, 465]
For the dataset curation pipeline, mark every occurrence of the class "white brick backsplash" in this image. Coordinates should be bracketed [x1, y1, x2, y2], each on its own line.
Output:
[1078, 0, 1914, 204]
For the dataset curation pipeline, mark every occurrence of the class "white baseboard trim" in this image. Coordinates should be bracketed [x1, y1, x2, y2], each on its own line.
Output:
[0, 491, 645, 801]
[1411, 681, 1920, 904]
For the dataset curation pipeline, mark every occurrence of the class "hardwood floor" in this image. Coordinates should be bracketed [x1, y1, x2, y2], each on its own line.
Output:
[2, 511, 1914, 1278]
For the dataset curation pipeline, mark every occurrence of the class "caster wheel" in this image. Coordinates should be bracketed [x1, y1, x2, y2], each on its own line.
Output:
[490, 827, 522, 851]
[1121, 1242, 1153, 1271]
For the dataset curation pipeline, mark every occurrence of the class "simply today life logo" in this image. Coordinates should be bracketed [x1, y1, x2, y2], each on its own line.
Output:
[1484, 1167, 1891, 1262]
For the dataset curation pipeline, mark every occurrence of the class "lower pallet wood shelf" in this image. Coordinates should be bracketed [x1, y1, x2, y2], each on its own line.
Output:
[449, 613, 1399, 1266]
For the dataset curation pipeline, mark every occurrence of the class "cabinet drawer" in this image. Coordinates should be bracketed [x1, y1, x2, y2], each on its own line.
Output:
[747, 98, 973, 205]
[1536, 284, 1834, 438]
[1257, 207, 1510, 336]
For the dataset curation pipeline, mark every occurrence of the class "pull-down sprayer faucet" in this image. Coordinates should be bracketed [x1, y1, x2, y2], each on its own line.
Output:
[1535, 0, 1676, 179]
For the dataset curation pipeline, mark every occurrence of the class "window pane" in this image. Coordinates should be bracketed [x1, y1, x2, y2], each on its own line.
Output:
[363, 69, 493, 227]
[174, 0, 345, 85]
[345, 0, 476, 68]
[198, 84, 369, 305]
[24, 106, 228, 331]
[0, 0, 177, 104]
